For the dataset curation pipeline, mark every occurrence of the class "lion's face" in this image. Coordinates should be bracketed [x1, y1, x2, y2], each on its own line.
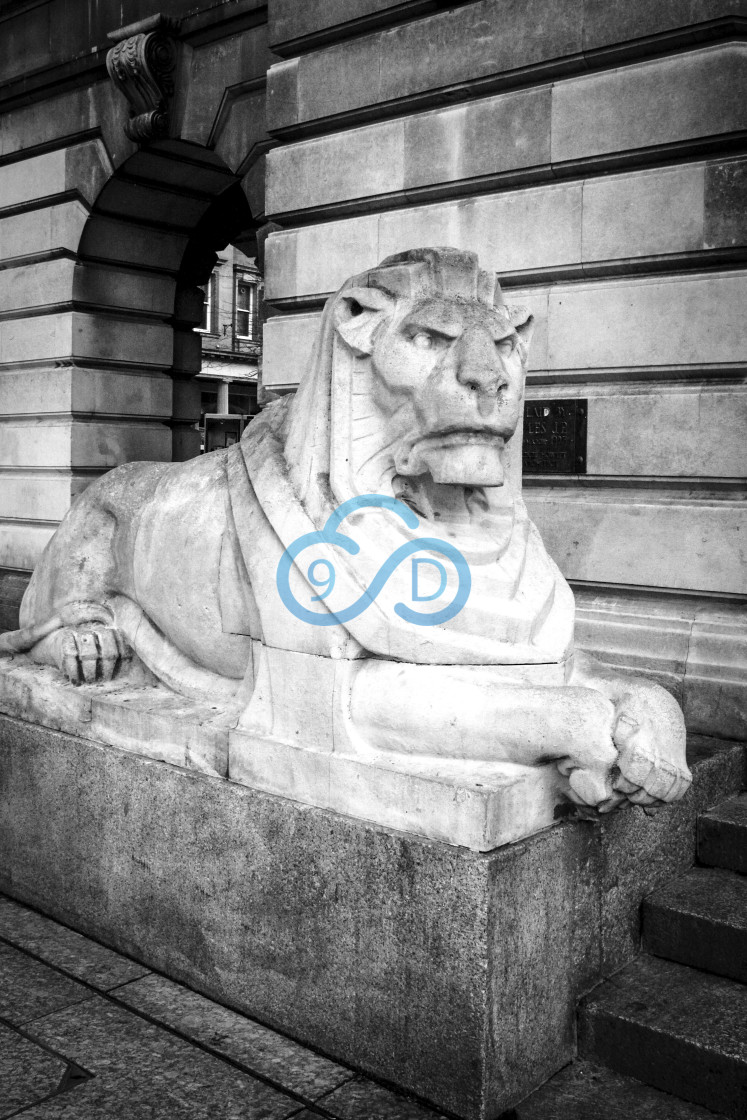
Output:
[336, 290, 533, 488]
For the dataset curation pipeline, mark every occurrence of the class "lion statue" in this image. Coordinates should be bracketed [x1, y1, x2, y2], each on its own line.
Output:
[1, 247, 690, 813]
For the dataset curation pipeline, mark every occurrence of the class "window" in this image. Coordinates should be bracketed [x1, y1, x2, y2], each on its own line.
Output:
[197, 274, 217, 334]
[235, 272, 258, 341]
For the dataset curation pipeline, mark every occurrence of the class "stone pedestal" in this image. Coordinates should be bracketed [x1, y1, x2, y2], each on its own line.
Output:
[0, 712, 743, 1120]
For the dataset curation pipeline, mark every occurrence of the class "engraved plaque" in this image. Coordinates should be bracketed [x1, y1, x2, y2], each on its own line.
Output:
[522, 399, 587, 475]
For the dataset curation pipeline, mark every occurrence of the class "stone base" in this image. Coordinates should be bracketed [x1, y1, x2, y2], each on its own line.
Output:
[0, 712, 743, 1120]
[0, 656, 564, 851]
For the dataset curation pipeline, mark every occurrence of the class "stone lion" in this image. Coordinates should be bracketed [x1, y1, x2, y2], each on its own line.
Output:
[1, 248, 690, 812]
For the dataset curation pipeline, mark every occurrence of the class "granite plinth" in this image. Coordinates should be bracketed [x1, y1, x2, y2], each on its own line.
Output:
[0, 712, 743, 1120]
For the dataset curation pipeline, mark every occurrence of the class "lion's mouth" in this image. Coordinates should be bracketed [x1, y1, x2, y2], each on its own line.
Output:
[413, 428, 507, 452]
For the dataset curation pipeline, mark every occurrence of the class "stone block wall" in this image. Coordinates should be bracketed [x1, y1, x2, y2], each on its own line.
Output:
[260, 0, 747, 738]
[0, 0, 275, 603]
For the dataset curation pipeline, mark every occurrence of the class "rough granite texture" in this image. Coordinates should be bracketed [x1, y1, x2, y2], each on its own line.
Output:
[698, 792, 747, 873]
[578, 955, 747, 1120]
[512, 1059, 732, 1120]
[0, 715, 743, 1120]
[643, 866, 747, 983]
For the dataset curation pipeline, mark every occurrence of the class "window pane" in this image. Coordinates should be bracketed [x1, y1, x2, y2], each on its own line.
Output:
[236, 309, 250, 337]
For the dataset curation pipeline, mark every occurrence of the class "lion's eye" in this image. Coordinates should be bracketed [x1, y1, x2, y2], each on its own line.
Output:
[411, 331, 433, 350]
[495, 337, 515, 357]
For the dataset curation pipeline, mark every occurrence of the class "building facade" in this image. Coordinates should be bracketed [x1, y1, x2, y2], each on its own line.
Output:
[1, 0, 745, 737]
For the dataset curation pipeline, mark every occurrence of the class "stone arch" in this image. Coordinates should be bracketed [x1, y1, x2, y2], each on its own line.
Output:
[72, 138, 256, 464]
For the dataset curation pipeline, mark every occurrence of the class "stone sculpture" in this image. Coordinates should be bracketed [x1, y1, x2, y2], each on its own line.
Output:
[1, 248, 691, 828]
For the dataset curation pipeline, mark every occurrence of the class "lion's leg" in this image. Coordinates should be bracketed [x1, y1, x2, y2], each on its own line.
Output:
[349, 661, 623, 809]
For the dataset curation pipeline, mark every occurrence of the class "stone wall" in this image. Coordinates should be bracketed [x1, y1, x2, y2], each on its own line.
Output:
[0, 0, 275, 587]
[260, 0, 747, 738]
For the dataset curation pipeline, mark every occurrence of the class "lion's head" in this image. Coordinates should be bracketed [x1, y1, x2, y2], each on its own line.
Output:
[263, 247, 574, 664]
[332, 247, 534, 494]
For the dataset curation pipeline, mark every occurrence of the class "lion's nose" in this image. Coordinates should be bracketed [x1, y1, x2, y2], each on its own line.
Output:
[454, 330, 508, 396]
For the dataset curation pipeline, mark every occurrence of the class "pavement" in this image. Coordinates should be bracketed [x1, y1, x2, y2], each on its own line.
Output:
[0, 894, 447, 1119]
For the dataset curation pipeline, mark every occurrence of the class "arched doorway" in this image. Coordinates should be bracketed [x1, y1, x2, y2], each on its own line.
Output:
[74, 138, 257, 463]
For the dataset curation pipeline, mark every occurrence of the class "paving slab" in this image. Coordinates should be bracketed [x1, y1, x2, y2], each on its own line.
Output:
[294, 1074, 450, 1119]
[0, 1021, 68, 1118]
[698, 792, 747, 873]
[27, 994, 299, 1119]
[579, 955, 747, 1120]
[512, 1059, 731, 1119]
[115, 972, 353, 1100]
[0, 896, 150, 990]
[643, 866, 747, 983]
[0, 941, 92, 1026]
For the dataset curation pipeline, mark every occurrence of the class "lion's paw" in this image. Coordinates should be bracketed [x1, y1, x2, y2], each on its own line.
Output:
[57, 626, 130, 685]
[612, 710, 692, 806]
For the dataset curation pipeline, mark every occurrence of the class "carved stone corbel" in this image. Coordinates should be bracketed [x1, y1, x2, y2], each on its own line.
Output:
[106, 14, 179, 143]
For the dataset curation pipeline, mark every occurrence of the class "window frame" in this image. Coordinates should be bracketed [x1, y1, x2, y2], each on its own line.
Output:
[234, 269, 259, 343]
[196, 272, 218, 335]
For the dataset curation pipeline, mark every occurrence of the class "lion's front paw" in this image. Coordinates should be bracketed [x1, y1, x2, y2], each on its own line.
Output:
[612, 699, 692, 806]
[57, 626, 130, 685]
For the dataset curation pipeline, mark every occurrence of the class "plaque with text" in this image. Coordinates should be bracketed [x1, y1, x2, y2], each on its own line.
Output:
[522, 399, 587, 475]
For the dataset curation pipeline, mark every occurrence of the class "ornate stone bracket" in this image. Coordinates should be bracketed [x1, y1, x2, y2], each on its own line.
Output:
[106, 14, 179, 143]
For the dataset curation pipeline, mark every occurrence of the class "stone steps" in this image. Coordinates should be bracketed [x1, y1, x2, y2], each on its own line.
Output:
[643, 866, 747, 984]
[698, 793, 747, 874]
[514, 785, 747, 1119]
[577, 947, 747, 1119]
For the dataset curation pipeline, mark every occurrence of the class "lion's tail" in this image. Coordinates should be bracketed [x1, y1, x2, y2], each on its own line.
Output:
[0, 616, 63, 654]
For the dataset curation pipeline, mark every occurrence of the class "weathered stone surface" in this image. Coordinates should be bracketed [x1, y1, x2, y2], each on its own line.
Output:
[582, 0, 747, 53]
[683, 610, 747, 740]
[28, 996, 297, 1119]
[269, 0, 438, 52]
[705, 157, 747, 249]
[643, 867, 747, 982]
[0, 201, 90, 262]
[0, 141, 108, 210]
[0, 523, 56, 573]
[552, 44, 747, 166]
[74, 263, 176, 318]
[265, 157, 746, 304]
[594, 736, 746, 973]
[266, 117, 404, 215]
[0, 259, 76, 318]
[578, 955, 747, 1119]
[292, 1075, 450, 1119]
[0, 941, 92, 1026]
[513, 1059, 732, 1119]
[116, 973, 351, 1100]
[0, 896, 150, 991]
[582, 386, 747, 478]
[526, 490, 746, 595]
[573, 591, 747, 743]
[0, 421, 171, 470]
[266, 46, 747, 217]
[182, 27, 276, 148]
[0, 1022, 68, 1119]
[0, 715, 741, 1119]
[546, 271, 747, 369]
[582, 164, 704, 262]
[77, 216, 189, 273]
[698, 793, 747, 873]
[263, 270, 747, 382]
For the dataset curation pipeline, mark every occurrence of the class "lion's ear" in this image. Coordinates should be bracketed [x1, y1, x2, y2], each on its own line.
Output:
[507, 304, 535, 356]
[334, 286, 395, 356]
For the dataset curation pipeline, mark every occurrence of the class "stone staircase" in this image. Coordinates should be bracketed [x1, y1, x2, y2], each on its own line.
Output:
[512, 792, 747, 1119]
